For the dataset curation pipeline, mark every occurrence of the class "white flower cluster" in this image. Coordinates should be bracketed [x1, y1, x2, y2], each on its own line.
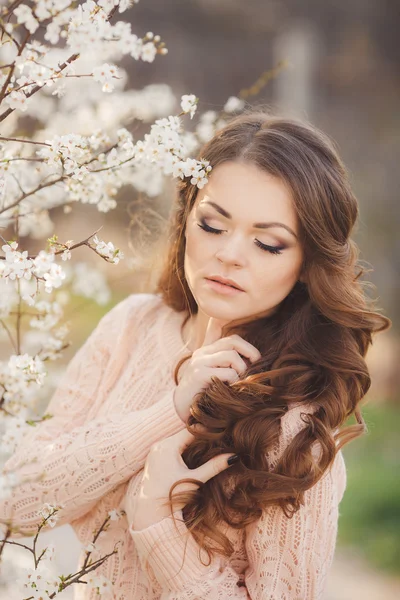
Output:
[91, 235, 124, 264]
[0, 353, 47, 415]
[0, 471, 21, 501]
[71, 262, 112, 305]
[132, 111, 212, 188]
[29, 299, 64, 330]
[66, 3, 165, 58]
[10, 0, 163, 60]
[85, 573, 113, 595]
[36, 133, 91, 178]
[172, 157, 212, 189]
[2, 3, 167, 117]
[13, 4, 41, 35]
[38, 502, 63, 528]
[0, 414, 31, 455]
[14, 507, 64, 596]
[1, 242, 66, 293]
[0, 242, 32, 281]
[92, 62, 120, 93]
[8, 353, 47, 387]
[17, 563, 61, 598]
[0, 356, 42, 416]
[180, 94, 198, 119]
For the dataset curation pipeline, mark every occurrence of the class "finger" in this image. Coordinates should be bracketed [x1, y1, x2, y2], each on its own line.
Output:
[192, 453, 238, 484]
[171, 425, 198, 453]
[202, 317, 228, 347]
[166, 423, 208, 453]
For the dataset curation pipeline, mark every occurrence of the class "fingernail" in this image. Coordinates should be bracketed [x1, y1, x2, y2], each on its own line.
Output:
[227, 454, 239, 466]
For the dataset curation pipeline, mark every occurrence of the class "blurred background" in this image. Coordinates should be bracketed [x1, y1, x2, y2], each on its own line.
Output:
[1, 0, 399, 598]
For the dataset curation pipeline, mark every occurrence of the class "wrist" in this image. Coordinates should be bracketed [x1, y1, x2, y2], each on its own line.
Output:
[132, 497, 171, 530]
[173, 388, 189, 423]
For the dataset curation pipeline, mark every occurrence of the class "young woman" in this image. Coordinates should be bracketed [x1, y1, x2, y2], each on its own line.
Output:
[1, 111, 390, 599]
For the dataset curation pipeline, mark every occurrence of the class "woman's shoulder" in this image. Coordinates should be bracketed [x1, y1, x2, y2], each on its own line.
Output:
[110, 291, 163, 315]
[99, 292, 166, 329]
[86, 293, 168, 352]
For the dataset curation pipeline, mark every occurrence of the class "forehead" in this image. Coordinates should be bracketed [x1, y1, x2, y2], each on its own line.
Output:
[195, 160, 298, 227]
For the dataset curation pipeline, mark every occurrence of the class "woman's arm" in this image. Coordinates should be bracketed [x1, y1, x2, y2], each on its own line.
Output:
[0, 294, 185, 538]
[126, 406, 346, 599]
[127, 456, 344, 599]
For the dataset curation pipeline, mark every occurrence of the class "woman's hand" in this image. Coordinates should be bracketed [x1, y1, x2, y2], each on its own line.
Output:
[174, 317, 262, 423]
[130, 425, 238, 530]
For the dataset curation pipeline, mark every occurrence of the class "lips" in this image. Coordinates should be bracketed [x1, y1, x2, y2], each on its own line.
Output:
[206, 277, 243, 291]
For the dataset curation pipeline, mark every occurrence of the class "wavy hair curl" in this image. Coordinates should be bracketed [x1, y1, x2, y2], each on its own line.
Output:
[154, 110, 391, 567]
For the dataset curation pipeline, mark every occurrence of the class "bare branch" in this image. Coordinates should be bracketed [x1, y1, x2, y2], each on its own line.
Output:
[0, 29, 30, 105]
[0, 136, 51, 147]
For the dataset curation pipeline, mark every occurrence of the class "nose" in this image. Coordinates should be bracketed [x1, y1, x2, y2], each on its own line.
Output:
[214, 233, 246, 267]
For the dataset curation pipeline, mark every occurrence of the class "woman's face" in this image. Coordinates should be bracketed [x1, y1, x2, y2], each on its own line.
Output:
[184, 160, 305, 324]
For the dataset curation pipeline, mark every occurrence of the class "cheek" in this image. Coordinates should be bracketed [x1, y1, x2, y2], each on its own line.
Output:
[184, 226, 204, 276]
[255, 252, 302, 293]
[186, 225, 209, 262]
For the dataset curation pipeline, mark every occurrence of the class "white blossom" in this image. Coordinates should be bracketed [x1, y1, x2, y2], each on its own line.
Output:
[16, 563, 60, 597]
[38, 502, 64, 528]
[32, 250, 55, 276]
[86, 574, 113, 595]
[43, 263, 67, 292]
[141, 42, 157, 63]
[13, 5, 40, 34]
[61, 249, 72, 260]
[180, 94, 198, 119]
[91, 235, 124, 264]
[30, 300, 63, 331]
[93, 63, 120, 93]
[108, 508, 122, 521]
[0, 415, 31, 455]
[8, 353, 46, 386]
[223, 95, 245, 113]
[4, 90, 30, 112]
[1, 243, 34, 281]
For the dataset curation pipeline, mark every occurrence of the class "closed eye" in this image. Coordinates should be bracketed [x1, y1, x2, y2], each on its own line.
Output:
[197, 219, 284, 256]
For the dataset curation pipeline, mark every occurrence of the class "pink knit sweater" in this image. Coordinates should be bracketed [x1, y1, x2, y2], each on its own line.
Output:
[1, 293, 347, 599]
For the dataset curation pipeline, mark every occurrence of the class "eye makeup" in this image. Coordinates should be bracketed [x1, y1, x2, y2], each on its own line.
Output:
[196, 218, 285, 256]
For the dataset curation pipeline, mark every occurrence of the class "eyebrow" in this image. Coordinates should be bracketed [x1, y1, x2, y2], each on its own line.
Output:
[200, 200, 298, 239]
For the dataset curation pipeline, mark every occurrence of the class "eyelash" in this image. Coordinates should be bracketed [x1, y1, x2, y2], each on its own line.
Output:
[197, 219, 284, 255]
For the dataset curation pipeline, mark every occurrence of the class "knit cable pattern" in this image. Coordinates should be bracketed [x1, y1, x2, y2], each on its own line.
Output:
[0, 293, 346, 599]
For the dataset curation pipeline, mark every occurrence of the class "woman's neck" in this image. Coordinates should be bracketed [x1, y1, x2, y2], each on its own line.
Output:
[181, 310, 209, 352]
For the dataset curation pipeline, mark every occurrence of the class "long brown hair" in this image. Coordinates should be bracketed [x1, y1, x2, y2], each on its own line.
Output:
[154, 110, 391, 567]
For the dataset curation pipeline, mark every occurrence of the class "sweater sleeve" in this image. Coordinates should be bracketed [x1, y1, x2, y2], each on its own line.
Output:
[128, 408, 346, 599]
[0, 294, 186, 537]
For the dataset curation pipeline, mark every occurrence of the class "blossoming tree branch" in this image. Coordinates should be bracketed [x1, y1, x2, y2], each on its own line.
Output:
[0, 0, 263, 596]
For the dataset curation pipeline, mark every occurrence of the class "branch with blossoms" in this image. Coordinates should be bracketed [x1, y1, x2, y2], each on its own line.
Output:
[0, 227, 124, 420]
[0, 0, 286, 596]
[0, 502, 125, 597]
[0, 0, 216, 505]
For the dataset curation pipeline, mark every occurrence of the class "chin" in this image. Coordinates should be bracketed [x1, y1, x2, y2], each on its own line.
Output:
[195, 295, 243, 318]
